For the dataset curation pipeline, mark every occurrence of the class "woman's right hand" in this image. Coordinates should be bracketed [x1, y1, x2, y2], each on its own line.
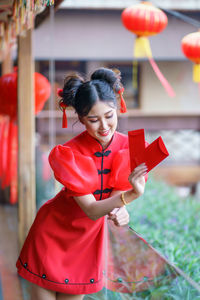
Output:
[128, 163, 147, 197]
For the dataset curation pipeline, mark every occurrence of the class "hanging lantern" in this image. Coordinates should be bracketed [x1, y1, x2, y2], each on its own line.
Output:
[121, 1, 175, 97]
[181, 31, 200, 82]
[0, 68, 51, 120]
[0, 70, 51, 205]
[122, 2, 168, 58]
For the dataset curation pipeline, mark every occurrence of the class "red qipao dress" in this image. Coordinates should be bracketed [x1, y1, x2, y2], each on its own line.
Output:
[16, 130, 133, 294]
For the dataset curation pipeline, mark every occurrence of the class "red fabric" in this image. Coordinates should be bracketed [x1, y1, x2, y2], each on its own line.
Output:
[109, 148, 132, 190]
[109, 147, 148, 191]
[49, 145, 99, 196]
[16, 131, 131, 294]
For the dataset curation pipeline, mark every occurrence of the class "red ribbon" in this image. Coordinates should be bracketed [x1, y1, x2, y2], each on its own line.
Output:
[57, 88, 63, 97]
[118, 87, 127, 113]
[60, 102, 68, 128]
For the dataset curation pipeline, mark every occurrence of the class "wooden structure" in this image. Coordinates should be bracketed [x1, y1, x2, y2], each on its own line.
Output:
[0, 0, 63, 247]
[17, 29, 36, 247]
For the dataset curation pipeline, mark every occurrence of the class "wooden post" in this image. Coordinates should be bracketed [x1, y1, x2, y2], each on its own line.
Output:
[17, 29, 36, 247]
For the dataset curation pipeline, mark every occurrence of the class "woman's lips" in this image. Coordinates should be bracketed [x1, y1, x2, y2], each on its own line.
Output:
[99, 130, 110, 136]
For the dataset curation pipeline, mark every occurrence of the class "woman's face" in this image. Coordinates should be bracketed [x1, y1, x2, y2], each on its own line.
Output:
[80, 101, 118, 148]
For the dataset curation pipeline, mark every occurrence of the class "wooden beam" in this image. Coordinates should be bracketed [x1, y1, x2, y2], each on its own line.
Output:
[17, 29, 36, 247]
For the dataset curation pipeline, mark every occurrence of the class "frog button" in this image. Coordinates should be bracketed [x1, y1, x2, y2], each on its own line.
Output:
[42, 274, 46, 279]
[90, 278, 95, 283]
[65, 279, 69, 284]
[24, 263, 28, 268]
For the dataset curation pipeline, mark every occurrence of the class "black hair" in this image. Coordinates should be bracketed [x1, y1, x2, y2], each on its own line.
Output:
[60, 68, 123, 117]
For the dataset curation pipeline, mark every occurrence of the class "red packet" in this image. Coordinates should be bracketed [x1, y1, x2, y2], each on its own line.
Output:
[128, 129, 169, 172]
[135, 136, 169, 172]
[128, 129, 145, 171]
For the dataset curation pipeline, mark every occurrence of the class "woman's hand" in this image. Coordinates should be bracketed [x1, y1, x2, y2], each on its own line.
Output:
[108, 206, 129, 226]
[128, 163, 147, 197]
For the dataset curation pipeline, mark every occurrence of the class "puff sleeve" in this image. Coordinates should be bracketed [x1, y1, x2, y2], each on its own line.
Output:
[49, 145, 99, 196]
[109, 148, 148, 191]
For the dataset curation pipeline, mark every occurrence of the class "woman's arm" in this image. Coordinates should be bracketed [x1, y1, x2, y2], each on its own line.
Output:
[74, 163, 147, 221]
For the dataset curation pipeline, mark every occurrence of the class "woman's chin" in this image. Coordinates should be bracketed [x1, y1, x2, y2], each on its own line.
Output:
[97, 133, 113, 147]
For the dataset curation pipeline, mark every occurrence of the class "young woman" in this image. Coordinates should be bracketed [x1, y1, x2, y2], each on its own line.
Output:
[16, 68, 147, 300]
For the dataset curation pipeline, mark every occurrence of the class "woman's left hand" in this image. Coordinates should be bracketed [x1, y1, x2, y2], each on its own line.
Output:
[108, 206, 129, 226]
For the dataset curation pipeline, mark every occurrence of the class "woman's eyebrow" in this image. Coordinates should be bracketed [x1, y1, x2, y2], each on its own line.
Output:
[87, 115, 98, 119]
[105, 110, 113, 115]
[87, 110, 113, 119]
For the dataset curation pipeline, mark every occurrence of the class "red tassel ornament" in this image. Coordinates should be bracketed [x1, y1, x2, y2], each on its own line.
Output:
[118, 87, 127, 113]
[57, 88, 63, 97]
[59, 101, 68, 128]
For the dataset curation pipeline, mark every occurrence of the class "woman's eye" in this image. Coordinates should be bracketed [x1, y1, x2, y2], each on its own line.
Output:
[106, 114, 113, 119]
[89, 119, 98, 123]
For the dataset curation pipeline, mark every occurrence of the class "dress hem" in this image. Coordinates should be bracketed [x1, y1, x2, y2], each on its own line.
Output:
[16, 263, 104, 294]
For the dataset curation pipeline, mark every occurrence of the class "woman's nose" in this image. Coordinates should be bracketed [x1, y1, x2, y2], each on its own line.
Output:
[99, 118, 107, 129]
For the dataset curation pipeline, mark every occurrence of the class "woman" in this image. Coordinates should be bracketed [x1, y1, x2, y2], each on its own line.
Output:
[16, 68, 147, 300]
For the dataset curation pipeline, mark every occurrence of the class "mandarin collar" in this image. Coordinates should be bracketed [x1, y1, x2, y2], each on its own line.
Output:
[83, 130, 115, 152]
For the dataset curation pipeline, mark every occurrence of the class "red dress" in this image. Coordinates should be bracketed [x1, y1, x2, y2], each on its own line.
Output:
[16, 131, 132, 294]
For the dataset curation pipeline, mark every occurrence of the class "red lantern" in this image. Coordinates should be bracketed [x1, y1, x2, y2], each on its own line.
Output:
[0, 70, 51, 204]
[121, 2, 175, 97]
[122, 1, 168, 57]
[0, 68, 51, 119]
[181, 31, 200, 82]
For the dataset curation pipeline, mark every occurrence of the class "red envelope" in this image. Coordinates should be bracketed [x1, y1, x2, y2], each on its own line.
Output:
[128, 129, 145, 171]
[128, 130, 169, 172]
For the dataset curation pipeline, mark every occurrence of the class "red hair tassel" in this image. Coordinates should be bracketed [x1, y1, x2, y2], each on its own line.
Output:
[118, 87, 127, 113]
[57, 88, 63, 97]
[59, 102, 68, 128]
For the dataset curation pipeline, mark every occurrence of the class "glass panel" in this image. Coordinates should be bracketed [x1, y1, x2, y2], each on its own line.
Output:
[84, 220, 200, 300]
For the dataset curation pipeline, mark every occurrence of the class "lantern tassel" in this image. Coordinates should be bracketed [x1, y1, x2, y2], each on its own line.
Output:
[134, 36, 152, 58]
[149, 58, 175, 98]
[193, 64, 200, 82]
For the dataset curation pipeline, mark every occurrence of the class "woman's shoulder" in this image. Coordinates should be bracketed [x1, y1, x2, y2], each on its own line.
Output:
[63, 131, 87, 148]
[49, 132, 86, 159]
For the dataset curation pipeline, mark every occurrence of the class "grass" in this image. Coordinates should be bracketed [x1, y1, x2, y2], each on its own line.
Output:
[128, 176, 200, 285]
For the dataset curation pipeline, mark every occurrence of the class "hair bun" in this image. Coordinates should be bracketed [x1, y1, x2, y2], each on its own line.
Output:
[62, 73, 84, 107]
[91, 67, 122, 93]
